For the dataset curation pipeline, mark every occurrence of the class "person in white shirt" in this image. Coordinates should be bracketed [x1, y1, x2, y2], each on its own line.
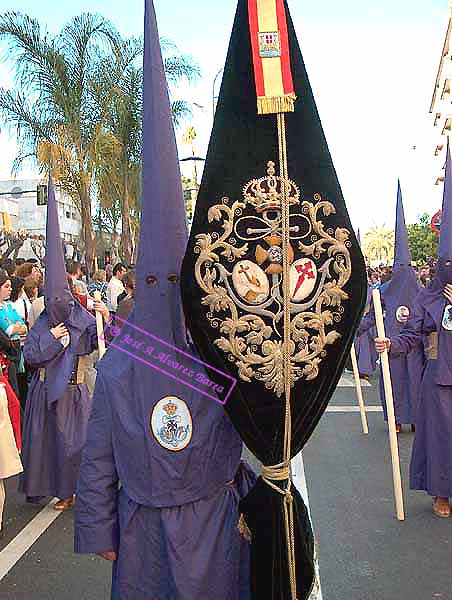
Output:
[106, 263, 127, 313]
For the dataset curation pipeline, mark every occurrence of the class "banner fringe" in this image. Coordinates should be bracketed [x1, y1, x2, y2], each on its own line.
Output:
[257, 93, 296, 115]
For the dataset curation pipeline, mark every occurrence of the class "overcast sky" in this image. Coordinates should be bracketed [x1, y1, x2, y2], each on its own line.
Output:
[0, 0, 449, 232]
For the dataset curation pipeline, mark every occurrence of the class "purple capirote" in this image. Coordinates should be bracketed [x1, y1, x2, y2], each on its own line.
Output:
[360, 183, 423, 424]
[74, 1, 253, 599]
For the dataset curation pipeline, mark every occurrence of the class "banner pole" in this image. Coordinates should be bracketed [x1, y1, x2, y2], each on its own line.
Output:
[373, 288, 405, 521]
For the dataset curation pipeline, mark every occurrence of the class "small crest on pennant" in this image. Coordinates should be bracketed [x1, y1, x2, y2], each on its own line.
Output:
[151, 396, 192, 452]
[442, 304, 452, 331]
[258, 31, 281, 58]
[290, 258, 318, 302]
[232, 260, 270, 304]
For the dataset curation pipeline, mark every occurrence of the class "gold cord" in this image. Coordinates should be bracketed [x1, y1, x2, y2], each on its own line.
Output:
[261, 113, 297, 600]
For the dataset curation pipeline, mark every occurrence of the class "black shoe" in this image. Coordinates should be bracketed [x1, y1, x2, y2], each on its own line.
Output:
[26, 495, 45, 505]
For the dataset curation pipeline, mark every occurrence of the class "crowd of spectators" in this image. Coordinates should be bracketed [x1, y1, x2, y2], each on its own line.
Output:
[367, 260, 437, 289]
[0, 257, 135, 414]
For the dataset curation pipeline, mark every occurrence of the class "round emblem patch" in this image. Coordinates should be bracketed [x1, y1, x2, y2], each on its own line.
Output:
[290, 258, 317, 302]
[151, 396, 193, 452]
[232, 260, 270, 304]
[395, 305, 410, 324]
[442, 304, 452, 331]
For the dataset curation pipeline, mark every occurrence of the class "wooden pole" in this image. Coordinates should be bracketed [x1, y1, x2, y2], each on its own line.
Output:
[93, 290, 106, 359]
[372, 288, 405, 521]
[350, 343, 369, 434]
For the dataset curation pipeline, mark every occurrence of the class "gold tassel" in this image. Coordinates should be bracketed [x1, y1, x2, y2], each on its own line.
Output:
[237, 513, 252, 543]
[257, 93, 297, 115]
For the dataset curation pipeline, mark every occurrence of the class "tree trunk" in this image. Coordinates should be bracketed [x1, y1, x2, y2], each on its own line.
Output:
[120, 171, 133, 266]
[79, 181, 96, 274]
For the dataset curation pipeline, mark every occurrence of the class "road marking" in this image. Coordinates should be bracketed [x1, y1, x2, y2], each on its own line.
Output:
[0, 498, 60, 581]
[326, 405, 383, 413]
[292, 452, 323, 600]
[337, 372, 372, 387]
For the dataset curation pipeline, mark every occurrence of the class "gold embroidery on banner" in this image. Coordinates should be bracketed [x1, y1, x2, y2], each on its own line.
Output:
[193, 161, 352, 397]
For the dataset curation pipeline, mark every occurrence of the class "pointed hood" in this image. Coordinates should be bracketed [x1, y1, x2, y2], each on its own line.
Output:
[393, 181, 412, 269]
[380, 180, 419, 333]
[131, 0, 187, 345]
[44, 176, 74, 325]
[37, 176, 94, 406]
[438, 141, 452, 285]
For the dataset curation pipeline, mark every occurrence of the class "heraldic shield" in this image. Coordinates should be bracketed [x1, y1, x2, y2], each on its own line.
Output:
[181, 1, 367, 598]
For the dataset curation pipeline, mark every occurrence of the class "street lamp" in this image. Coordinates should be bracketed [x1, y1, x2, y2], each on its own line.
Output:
[212, 68, 223, 120]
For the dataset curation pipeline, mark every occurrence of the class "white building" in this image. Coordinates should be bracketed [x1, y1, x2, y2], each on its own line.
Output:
[430, 4, 452, 192]
[0, 178, 81, 259]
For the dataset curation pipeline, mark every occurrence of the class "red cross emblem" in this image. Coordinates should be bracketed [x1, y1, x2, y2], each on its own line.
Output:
[293, 261, 315, 297]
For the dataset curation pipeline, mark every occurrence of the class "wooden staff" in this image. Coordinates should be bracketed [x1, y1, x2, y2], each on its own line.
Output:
[373, 288, 405, 521]
[93, 291, 106, 359]
[350, 343, 369, 434]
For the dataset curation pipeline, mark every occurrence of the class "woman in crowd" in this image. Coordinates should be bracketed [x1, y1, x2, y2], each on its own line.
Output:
[0, 373, 22, 538]
[0, 272, 28, 410]
[11, 276, 27, 324]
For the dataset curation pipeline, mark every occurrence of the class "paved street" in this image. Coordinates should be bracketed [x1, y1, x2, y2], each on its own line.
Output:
[0, 373, 451, 599]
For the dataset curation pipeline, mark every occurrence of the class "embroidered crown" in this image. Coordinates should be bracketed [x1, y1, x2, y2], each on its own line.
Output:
[242, 161, 300, 213]
[163, 400, 178, 415]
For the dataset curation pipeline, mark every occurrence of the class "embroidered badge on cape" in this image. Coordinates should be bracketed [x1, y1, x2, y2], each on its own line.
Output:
[151, 396, 193, 451]
[395, 306, 409, 324]
[442, 304, 452, 331]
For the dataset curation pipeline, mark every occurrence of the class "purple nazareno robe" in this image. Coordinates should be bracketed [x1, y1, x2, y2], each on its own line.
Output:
[74, 2, 256, 598]
[355, 285, 377, 377]
[19, 317, 98, 499]
[360, 183, 424, 424]
[390, 292, 452, 496]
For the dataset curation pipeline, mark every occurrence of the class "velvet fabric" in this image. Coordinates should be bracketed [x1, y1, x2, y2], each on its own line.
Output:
[180, 1, 367, 598]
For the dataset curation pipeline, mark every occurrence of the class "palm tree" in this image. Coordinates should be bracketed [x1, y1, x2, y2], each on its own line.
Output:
[96, 38, 200, 264]
[363, 225, 394, 265]
[0, 11, 138, 270]
[0, 13, 200, 268]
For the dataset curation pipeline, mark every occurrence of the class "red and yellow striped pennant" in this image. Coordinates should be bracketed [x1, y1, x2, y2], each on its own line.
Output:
[248, 0, 296, 115]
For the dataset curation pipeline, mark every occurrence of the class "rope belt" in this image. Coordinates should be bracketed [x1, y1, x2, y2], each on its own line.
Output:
[39, 354, 91, 385]
[426, 332, 438, 360]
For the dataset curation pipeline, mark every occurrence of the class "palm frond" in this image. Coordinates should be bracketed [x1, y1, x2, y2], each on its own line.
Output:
[163, 54, 200, 86]
[171, 99, 193, 129]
